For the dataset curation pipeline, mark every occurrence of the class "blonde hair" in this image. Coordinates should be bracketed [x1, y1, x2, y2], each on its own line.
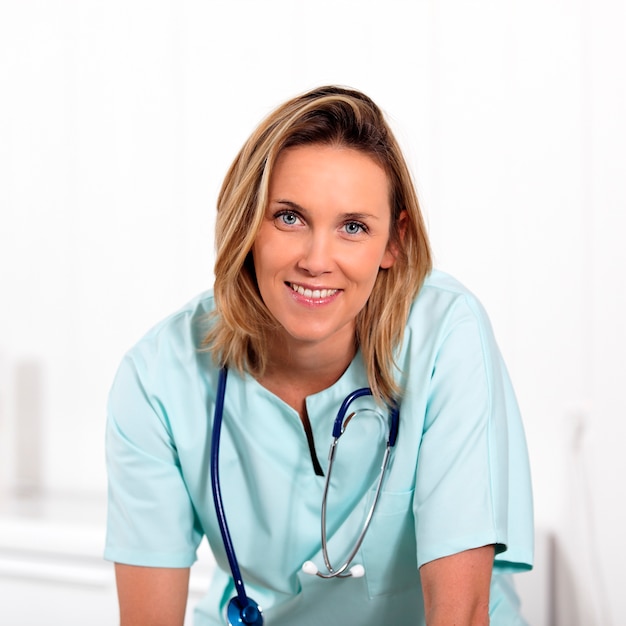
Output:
[204, 86, 432, 403]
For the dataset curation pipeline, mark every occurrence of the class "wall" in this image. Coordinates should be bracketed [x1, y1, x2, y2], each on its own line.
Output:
[1, 1, 624, 623]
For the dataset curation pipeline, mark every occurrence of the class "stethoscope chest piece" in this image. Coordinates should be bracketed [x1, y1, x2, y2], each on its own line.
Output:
[227, 596, 263, 626]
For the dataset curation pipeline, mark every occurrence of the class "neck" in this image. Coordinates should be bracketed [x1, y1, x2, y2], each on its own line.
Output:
[258, 334, 357, 407]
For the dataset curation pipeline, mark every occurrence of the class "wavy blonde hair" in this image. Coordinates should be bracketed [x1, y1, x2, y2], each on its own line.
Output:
[204, 86, 432, 403]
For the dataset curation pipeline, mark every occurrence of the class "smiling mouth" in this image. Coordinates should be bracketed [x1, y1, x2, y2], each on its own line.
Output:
[287, 282, 339, 300]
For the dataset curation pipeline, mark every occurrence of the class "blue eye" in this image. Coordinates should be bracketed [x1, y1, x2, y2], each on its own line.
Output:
[344, 221, 366, 235]
[276, 211, 299, 226]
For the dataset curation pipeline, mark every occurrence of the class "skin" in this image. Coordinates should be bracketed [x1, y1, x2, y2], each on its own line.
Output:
[115, 144, 494, 625]
[251, 144, 397, 411]
[421, 545, 495, 625]
[115, 564, 190, 626]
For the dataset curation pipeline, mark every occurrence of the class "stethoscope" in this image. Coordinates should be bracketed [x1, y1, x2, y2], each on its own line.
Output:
[210, 367, 400, 626]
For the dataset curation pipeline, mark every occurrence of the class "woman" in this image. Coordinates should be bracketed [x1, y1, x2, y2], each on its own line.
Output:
[105, 86, 533, 625]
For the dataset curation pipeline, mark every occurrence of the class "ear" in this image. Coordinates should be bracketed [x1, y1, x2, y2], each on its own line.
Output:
[380, 210, 407, 269]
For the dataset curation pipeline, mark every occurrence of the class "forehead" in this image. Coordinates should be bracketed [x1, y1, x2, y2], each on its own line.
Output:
[269, 144, 390, 207]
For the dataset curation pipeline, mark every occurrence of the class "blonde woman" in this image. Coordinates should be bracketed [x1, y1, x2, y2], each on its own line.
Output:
[105, 86, 533, 625]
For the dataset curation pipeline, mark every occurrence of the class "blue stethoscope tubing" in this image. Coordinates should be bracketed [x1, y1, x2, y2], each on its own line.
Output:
[210, 367, 400, 625]
[210, 368, 263, 626]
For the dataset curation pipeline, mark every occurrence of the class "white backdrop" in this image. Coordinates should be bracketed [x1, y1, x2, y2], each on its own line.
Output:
[1, 1, 624, 624]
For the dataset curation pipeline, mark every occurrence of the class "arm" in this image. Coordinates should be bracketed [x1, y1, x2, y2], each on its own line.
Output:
[115, 563, 191, 626]
[106, 353, 203, 623]
[420, 545, 494, 626]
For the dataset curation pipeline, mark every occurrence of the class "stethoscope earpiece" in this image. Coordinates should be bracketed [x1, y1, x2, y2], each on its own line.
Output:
[349, 564, 365, 578]
[302, 560, 365, 579]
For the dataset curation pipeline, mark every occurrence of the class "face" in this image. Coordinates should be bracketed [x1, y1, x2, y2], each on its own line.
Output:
[252, 144, 397, 355]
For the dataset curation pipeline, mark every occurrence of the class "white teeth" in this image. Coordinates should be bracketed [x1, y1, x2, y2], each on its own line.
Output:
[290, 283, 337, 299]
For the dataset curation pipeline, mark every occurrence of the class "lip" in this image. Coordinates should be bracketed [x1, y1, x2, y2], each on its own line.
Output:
[285, 281, 341, 305]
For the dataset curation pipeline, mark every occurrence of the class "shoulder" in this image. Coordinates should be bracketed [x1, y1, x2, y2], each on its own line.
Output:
[127, 290, 215, 359]
[108, 289, 219, 427]
[406, 269, 493, 337]
[419, 269, 475, 299]
[116, 290, 217, 387]
[397, 270, 501, 389]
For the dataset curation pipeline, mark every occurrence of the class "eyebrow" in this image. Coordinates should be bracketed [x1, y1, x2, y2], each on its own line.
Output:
[271, 199, 381, 221]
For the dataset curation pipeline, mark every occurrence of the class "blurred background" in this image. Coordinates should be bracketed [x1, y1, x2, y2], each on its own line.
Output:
[1, 1, 624, 624]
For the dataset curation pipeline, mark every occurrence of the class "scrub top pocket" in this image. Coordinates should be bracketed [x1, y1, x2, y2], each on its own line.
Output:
[360, 489, 421, 599]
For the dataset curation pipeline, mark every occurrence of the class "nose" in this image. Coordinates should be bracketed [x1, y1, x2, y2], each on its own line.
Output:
[296, 231, 335, 276]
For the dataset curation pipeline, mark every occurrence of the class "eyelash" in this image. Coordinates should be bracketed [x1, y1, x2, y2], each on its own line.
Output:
[275, 210, 301, 226]
[343, 221, 368, 235]
[274, 211, 369, 235]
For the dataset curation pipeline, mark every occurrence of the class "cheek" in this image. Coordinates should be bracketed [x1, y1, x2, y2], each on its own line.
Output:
[251, 236, 274, 274]
[346, 255, 385, 293]
[351, 242, 394, 275]
[252, 239, 291, 284]
[251, 223, 275, 267]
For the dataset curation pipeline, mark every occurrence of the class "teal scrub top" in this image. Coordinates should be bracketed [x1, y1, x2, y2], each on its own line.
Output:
[105, 270, 534, 625]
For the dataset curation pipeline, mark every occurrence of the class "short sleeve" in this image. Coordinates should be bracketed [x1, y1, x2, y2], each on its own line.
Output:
[104, 351, 203, 567]
[413, 294, 533, 572]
